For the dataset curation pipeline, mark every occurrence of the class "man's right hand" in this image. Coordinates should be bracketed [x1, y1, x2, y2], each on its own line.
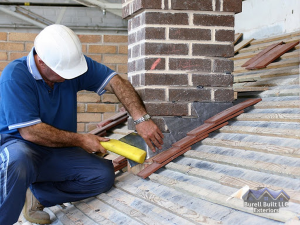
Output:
[80, 133, 110, 154]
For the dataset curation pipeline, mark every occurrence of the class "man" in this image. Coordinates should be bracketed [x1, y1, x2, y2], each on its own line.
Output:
[0, 24, 164, 225]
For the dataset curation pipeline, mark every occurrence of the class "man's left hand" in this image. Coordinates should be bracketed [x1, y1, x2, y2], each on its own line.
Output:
[135, 120, 164, 152]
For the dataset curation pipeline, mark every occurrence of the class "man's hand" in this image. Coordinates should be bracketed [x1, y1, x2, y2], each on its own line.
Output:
[135, 120, 164, 152]
[80, 133, 110, 154]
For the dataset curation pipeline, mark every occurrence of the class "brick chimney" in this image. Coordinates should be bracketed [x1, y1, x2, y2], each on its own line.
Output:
[122, 0, 242, 147]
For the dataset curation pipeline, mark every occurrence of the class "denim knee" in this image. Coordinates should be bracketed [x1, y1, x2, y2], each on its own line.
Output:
[89, 158, 115, 194]
[4, 142, 37, 184]
[100, 160, 115, 192]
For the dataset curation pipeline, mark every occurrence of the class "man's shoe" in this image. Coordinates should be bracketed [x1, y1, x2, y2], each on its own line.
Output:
[22, 188, 51, 224]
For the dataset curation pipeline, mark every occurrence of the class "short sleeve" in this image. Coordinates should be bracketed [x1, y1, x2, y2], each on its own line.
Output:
[76, 56, 117, 95]
[0, 64, 41, 131]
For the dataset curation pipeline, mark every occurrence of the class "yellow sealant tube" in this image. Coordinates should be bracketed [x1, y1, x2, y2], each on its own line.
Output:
[100, 139, 146, 164]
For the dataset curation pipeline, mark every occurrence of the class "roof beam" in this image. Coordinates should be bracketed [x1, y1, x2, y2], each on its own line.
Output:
[74, 0, 122, 17]
[0, 6, 47, 28]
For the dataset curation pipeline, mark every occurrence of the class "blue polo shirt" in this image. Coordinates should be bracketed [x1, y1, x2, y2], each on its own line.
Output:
[0, 48, 116, 138]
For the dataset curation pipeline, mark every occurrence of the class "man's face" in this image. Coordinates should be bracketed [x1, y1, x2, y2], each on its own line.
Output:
[36, 55, 65, 85]
[42, 65, 65, 83]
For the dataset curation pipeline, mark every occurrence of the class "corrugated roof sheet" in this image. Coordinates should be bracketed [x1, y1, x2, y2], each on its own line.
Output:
[16, 30, 300, 225]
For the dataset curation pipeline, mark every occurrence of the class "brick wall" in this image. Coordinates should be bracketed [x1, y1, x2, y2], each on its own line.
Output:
[0, 31, 127, 133]
[123, 0, 241, 132]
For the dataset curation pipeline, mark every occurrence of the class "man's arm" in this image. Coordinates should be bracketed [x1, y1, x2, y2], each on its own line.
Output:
[19, 123, 109, 154]
[105, 75, 164, 151]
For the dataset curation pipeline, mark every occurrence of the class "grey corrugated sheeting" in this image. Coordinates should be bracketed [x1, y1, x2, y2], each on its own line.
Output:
[17, 31, 300, 225]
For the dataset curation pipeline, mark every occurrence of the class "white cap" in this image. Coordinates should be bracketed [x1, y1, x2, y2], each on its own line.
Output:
[34, 24, 87, 79]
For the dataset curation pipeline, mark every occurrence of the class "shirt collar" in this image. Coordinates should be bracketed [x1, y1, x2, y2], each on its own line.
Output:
[27, 47, 43, 80]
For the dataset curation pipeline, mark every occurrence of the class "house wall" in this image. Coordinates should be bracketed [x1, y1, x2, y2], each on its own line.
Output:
[0, 31, 128, 133]
[235, 0, 300, 39]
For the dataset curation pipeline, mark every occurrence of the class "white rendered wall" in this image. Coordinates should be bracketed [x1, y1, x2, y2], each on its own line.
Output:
[235, 0, 300, 39]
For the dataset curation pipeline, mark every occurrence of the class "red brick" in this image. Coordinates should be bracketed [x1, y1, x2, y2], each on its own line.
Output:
[213, 59, 234, 73]
[0, 62, 9, 71]
[9, 32, 37, 42]
[77, 92, 101, 103]
[144, 12, 189, 25]
[141, 0, 162, 9]
[86, 103, 116, 112]
[86, 123, 99, 132]
[0, 32, 7, 41]
[145, 102, 189, 116]
[77, 113, 102, 122]
[77, 103, 85, 112]
[123, 0, 163, 18]
[193, 44, 234, 57]
[0, 42, 24, 51]
[128, 47, 132, 59]
[215, 30, 235, 42]
[132, 0, 142, 12]
[135, 57, 166, 71]
[122, 4, 131, 18]
[137, 88, 166, 101]
[106, 64, 117, 71]
[119, 45, 128, 54]
[223, 0, 242, 13]
[214, 89, 234, 102]
[86, 54, 102, 63]
[25, 42, 34, 52]
[131, 15, 142, 29]
[78, 34, 102, 43]
[194, 14, 234, 27]
[9, 52, 28, 60]
[88, 45, 117, 54]
[128, 19, 132, 32]
[82, 44, 87, 54]
[117, 64, 128, 74]
[101, 93, 119, 103]
[77, 123, 85, 132]
[103, 55, 128, 64]
[169, 58, 211, 71]
[103, 35, 128, 43]
[141, 73, 188, 86]
[140, 27, 166, 40]
[171, 0, 212, 11]
[128, 61, 135, 73]
[0, 52, 8, 60]
[132, 44, 141, 58]
[192, 73, 233, 87]
[169, 28, 211, 41]
[143, 43, 189, 55]
[136, 0, 163, 11]
[128, 33, 136, 45]
[169, 88, 211, 102]
[131, 74, 140, 87]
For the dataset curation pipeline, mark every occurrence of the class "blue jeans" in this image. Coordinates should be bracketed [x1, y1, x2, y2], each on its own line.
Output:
[0, 134, 115, 225]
